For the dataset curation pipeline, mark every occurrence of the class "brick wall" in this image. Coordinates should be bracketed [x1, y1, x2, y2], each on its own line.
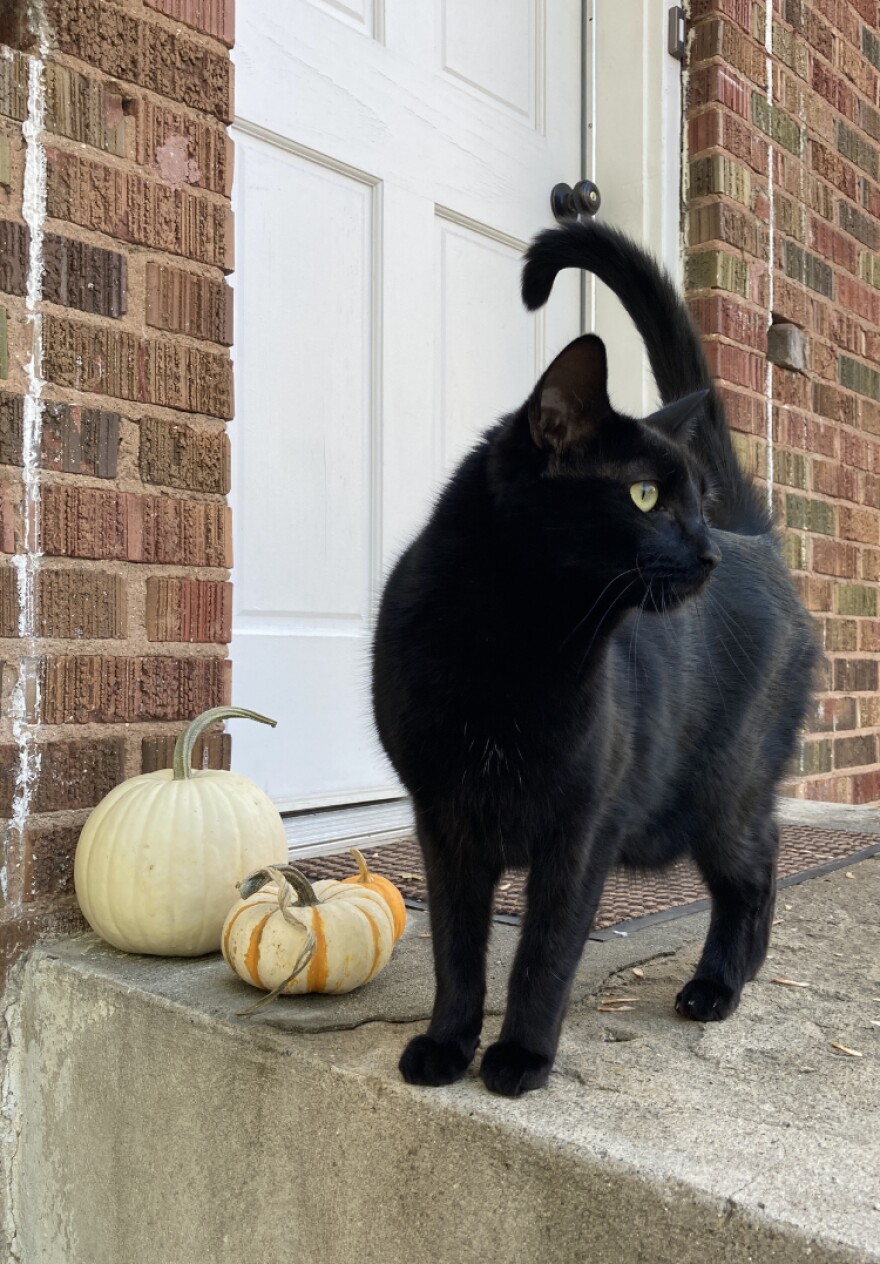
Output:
[686, 0, 880, 804]
[0, 0, 234, 986]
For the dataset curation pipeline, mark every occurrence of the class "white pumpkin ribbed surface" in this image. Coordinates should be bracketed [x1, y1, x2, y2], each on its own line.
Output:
[74, 768, 289, 956]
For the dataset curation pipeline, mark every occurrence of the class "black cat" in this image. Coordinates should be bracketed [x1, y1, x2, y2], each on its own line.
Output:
[372, 221, 818, 1097]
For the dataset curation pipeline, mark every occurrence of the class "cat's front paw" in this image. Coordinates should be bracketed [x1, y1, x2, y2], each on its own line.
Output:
[479, 1041, 552, 1097]
[675, 977, 738, 1022]
[399, 1033, 477, 1086]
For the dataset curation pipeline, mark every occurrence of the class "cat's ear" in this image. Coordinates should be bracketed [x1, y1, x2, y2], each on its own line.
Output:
[647, 389, 710, 443]
[527, 334, 611, 453]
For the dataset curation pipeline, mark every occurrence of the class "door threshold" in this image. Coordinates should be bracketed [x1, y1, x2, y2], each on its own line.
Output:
[283, 798, 415, 860]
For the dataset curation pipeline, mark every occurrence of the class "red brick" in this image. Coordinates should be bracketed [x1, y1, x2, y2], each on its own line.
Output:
[839, 40, 878, 99]
[809, 219, 859, 273]
[140, 416, 230, 493]
[145, 577, 231, 642]
[705, 341, 765, 391]
[805, 775, 854, 803]
[45, 61, 127, 156]
[46, 0, 232, 121]
[46, 149, 233, 271]
[810, 142, 859, 200]
[690, 19, 766, 87]
[792, 574, 834, 610]
[39, 655, 231, 724]
[688, 65, 750, 117]
[859, 619, 880, 651]
[39, 485, 231, 568]
[837, 273, 880, 323]
[689, 295, 767, 349]
[851, 769, 880, 803]
[42, 315, 233, 419]
[690, 0, 751, 28]
[144, 0, 234, 45]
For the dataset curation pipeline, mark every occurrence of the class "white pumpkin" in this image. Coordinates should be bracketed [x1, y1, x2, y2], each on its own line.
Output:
[74, 707, 289, 956]
[223, 864, 396, 1005]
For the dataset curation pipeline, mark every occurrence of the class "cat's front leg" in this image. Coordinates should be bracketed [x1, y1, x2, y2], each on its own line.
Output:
[400, 819, 502, 1087]
[480, 838, 607, 1097]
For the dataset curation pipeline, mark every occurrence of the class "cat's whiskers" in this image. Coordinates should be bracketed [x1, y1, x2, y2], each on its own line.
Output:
[694, 594, 729, 718]
[576, 578, 639, 675]
[558, 568, 641, 651]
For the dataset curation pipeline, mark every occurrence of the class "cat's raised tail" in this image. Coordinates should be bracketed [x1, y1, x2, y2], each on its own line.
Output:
[521, 221, 771, 535]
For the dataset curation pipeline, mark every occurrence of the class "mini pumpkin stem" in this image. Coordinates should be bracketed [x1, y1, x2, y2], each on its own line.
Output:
[349, 848, 372, 882]
[172, 706, 277, 781]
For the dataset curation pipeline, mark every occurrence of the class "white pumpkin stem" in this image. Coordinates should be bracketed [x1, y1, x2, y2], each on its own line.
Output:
[349, 848, 372, 882]
[172, 706, 277, 780]
[239, 863, 321, 907]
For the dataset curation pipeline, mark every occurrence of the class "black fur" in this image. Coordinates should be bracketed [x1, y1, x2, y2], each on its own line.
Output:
[372, 220, 819, 1097]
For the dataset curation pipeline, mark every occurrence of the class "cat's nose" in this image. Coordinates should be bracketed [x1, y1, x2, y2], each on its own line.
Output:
[698, 538, 721, 570]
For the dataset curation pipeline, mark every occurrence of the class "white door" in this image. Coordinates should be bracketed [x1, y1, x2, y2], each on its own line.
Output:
[230, 0, 584, 811]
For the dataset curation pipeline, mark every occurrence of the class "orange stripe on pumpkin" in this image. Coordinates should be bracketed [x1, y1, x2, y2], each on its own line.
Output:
[244, 910, 274, 987]
[307, 911, 329, 991]
[222, 899, 262, 964]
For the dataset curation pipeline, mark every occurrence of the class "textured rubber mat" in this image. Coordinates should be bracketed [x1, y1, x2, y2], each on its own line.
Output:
[298, 823, 880, 930]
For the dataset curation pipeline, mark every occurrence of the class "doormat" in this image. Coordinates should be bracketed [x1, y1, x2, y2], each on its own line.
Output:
[298, 822, 880, 932]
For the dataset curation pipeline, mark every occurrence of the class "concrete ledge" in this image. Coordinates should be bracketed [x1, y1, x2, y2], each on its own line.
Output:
[3, 859, 879, 1264]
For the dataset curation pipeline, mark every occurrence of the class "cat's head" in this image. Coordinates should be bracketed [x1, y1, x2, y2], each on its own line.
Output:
[499, 334, 720, 612]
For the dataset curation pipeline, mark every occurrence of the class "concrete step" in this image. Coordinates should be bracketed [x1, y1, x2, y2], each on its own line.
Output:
[3, 857, 879, 1264]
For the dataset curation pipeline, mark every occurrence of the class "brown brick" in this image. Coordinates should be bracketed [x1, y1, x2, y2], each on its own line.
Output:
[0, 134, 10, 189]
[811, 695, 858, 732]
[751, 94, 804, 155]
[135, 99, 232, 195]
[812, 538, 858, 579]
[42, 234, 127, 317]
[858, 692, 880, 722]
[833, 657, 879, 691]
[0, 563, 16, 636]
[139, 416, 230, 493]
[146, 576, 231, 642]
[783, 241, 834, 296]
[689, 154, 751, 204]
[839, 201, 880, 251]
[838, 505, 880, 543]
[691, 0, 751, 27]
[39, 485, 231, 568]
[144, 0, 234, 46]
[141, 729, 230, 773]
[859, 619, 880, 653]
[42, 316, 233, 419]
[837, 120, 879, 181]
[0, 480, 17, 551]
[785, 494, 835, 535]
[37, 569, 127, 639]
[145, 262, 232, 343]
[0, 307, 8, 380]
[823, 618, 858, 652]
[685, 250, 750, 297]
[39, 654, 231, 724]
[45, 61, 126, 156]
[0, 906, 86, 991]
[46, 0, 232, 121]
[0, 221, 28, 297]
[691, 19, 766, 87]
[689, 204, 764, 257]
[21, 823, 79, 903]
[46, 150, 233, 271]
[0, 50, 28, 121]
[0, 736, 125, 817]
[0, 394, 121, 477]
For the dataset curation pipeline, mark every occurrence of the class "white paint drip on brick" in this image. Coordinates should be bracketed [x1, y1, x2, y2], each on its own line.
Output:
[764, 1, 775, 513]
[6, 42, 49, 903]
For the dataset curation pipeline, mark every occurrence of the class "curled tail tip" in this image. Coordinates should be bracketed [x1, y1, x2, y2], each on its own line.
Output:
[521, 238, 558, 311]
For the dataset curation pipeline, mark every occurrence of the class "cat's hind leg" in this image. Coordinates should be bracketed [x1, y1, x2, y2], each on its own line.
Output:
[676, 813, 778, 1022]
[399, 815, 503, 1087]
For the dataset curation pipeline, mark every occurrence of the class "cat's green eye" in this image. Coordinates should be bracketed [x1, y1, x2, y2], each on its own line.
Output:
[630, 481, 659, 512]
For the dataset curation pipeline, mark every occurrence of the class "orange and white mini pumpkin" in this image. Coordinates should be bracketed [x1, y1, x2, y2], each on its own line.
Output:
[342, 849, 407, 942]
[222, 864, 396, 1006]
